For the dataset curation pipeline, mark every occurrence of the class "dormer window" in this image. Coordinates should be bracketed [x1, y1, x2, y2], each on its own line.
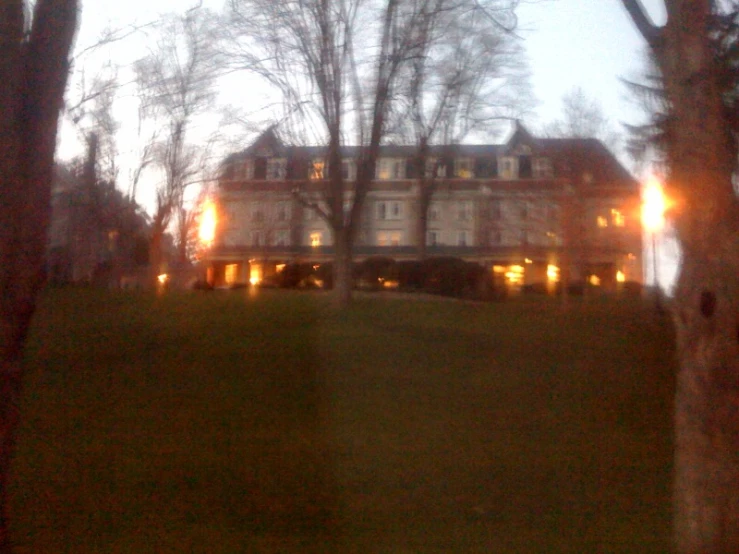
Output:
[266, 158, 286, 180]
[533, 158, 553, 178]
[342, 159, 356, 181]
[499, 157, 517, 179]
[455, 158, 474, 178]
[425, 158, 446, 178]
[235, 159, 253, 180]
[310, 160, 325, 180]
[376, 158, 405, 180]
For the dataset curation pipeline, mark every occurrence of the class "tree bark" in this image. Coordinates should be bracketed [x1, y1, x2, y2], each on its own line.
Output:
[622, 1, 739, 551]
[0, 1, 78, 550]
[332, 227, 353, 308]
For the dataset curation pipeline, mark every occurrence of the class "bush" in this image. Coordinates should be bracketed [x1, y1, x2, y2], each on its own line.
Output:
[356, 257, 397, 290]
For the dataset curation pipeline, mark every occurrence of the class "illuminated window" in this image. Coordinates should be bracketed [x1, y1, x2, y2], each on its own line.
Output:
[589, 275, 601, 286]
[310, 231, 322, 247]
[225, 264, 239, 285]
[249, 264, 262, 285]
[266, 158, 286, 180]
[505, 265, 525, 285]
[377, 231, 402, 247]
[611, 209, 625, 227]
[310, 160, 325, 180]
[376, 158, 404, 180]
[547, 264, 560, 283]
[493, 265, 506, 274]
[597, 215, 608, 228]
[616, 270, 626, 283]
[455, 158, 473, 178]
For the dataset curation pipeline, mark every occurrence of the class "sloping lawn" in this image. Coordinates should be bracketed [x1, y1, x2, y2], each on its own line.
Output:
[12, 289, 676, 553]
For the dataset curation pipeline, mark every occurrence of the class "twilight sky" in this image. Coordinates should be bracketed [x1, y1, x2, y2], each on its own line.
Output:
[66, 0, 677, 286]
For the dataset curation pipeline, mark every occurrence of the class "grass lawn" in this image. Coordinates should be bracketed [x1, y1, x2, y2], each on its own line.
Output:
[12, 288, 676, 553]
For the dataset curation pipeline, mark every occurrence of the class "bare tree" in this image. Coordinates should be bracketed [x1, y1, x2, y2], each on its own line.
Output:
[226, 0, 437, 306]
[621, 1, 739, 552]
[0, 0, 78, 550]
[392, 0, 529, 259]
[135, 5, 219, 284]
[542, 87, 620, 151]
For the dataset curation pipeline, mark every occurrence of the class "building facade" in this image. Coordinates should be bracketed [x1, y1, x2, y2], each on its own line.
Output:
[206, 124, 642, 291]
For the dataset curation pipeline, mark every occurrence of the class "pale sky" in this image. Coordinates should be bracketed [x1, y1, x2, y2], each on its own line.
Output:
[66, 0, 677, 287]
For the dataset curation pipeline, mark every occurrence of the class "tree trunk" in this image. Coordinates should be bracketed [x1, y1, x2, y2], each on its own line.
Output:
[0, 1, 78, 551]
[622, 0, 739, 550]
[333, 228, 353, 308]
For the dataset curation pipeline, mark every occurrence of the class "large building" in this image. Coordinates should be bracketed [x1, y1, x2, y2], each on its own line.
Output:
[205, 124, 642, 291]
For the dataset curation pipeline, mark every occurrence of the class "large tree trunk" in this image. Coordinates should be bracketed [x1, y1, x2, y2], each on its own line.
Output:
[623, 1, 739, 551]
[0, 1, 78, 551]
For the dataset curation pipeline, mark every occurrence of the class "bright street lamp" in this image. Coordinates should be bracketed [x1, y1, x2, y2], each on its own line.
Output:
[642, 177, 666, 311]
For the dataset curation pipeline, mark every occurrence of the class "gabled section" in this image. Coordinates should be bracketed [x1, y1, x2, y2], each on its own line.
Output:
[242, 125, 285, 157]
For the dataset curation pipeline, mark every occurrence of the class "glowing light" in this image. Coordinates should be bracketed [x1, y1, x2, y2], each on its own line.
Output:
[199, 200, 217, 246]
[589, 275, 601, 286]
[250, 264, 262, 285]
[597, 215, 608, 228]
[310, 232, 322, 247]
[616, 270, 626, 283]
[225, 264, 239, 285]
[157, 273, 169, 284]
[276, 264, 286, 273]
[524, 258, 533, 264]
[547, 264, 560, 283]
[642, 177, 666, 232]
[611, 209, 625, 227]
[505, 265, 525, 285]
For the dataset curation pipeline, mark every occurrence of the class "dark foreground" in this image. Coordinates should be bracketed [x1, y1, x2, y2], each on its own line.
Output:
[12, 289, 676, 553]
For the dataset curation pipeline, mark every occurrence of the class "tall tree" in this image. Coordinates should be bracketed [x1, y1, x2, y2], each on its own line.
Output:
[394, 0, 528, 259]
[135, 5, 219, 283]
[226, 0, 437, 306]
[621, 1, 739, 551]
[0, 0, 78, 550]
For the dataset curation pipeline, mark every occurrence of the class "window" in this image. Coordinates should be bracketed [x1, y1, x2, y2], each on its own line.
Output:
[309, 231, 322, 247]
[377, 201, 403, 220]
[310, 160, 325, 180]
[275, 201, 290, 222]
[427, 230, 439, 246]
[273, 230, 289, 246]
[611, 209, 625, 227]
[490, 230, 502, 246]
[499, 157, 516, 179]
[518, 156, 532, 179]
[235, 159, 253, 180]
[425, 158, 446, 178]
[376, 158, 405, 180]
[250, 230, 263, 246]
[341, 159, 356, 181]
[304, 207, 317, 221]
[533, 158, 553, 178]
[597, 215, 608, 228]
[458, 200, 472, 222]
[428, 203, 441, 221]
[225, 264, 239, 285]
[252, 203, 265, 222]
[377, 231, 402, 246]
[458, 230, 468, 246]
[455, 158, 474, 178]
[266, 158, 286, 180]
[377, 201, 387, 220]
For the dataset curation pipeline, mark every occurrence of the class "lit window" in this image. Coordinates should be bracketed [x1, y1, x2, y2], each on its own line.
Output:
[249, 263, 262, 285]
[616, 270, 626, 283]
[547, 264, 560, 283]
[455, 158, 473, 178]
[611, 209, 625, 227]
[589, 275, 601, 286]
[310, 160, 325, 180]
[310, 231, 322, 247]
[505, 265, 525, 285]
[376, 158, 404, 180]
[377, 231, 402, 246]
[597, 215, 608, 228]
[225, 264, 239, 285]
